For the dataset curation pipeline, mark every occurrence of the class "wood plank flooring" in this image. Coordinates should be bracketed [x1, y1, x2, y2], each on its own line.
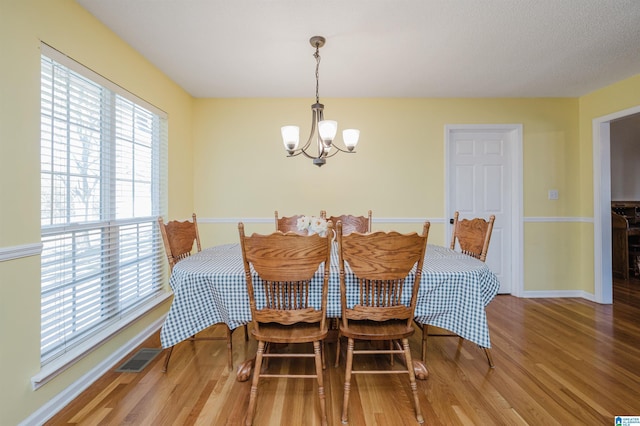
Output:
[46, 279, 640, 425]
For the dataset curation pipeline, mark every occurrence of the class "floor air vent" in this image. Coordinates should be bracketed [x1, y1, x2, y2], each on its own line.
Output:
[115, 348, 162, 373]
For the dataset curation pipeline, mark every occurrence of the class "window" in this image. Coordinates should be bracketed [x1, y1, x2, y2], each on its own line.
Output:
[39, 44, 168, 368]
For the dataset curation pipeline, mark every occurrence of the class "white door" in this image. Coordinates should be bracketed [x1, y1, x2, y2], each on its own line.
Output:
[447, 127, 515, 294]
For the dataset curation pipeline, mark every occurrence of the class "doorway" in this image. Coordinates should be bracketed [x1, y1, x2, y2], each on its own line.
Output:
[445, 124, 523, 295]
[593, 105, 640, 304]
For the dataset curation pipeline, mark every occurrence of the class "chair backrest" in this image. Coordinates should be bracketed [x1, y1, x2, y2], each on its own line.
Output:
[322, 210, 372, 235]
[239, 222, 333, 332]
[158, 213, 201, 272]
[449, 211, 495, 262]
[612, 211, 629, 230]
[336, 221, 430, 328]
[274, 210, 307, 235]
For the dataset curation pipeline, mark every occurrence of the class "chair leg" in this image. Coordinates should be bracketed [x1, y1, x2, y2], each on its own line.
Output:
[341, 338, 355, 424]
[402, 338, 424, 424]
[421, 324, 428, 363]
[389, 340, 394, 365]
[460, 335, 495, 368]
[422, 322, 493, 368]
[263, 342, 271, 371]
[321, 340, 327, 370]
[334, 332, 341, 367]
[245, 340, 265, 426]
[226, 326, 233, 371]
[483, 347, 495, 368]
[313, 341, 328, 426]
[162, 346, 174, 373]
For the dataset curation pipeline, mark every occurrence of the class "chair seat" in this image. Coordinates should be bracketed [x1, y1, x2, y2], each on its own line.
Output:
[339, 319, 415, 341]
[252, 322, 328, 344]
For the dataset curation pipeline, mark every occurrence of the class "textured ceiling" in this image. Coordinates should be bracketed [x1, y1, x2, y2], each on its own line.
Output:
[76, 0, 640, 98]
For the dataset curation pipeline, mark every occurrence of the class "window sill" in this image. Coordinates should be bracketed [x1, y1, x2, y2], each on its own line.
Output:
[31, 290, 172, 390]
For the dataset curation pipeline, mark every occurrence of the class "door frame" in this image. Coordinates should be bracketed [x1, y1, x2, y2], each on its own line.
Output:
[593, 105, 640, 304]
[445, 124, 524, 296]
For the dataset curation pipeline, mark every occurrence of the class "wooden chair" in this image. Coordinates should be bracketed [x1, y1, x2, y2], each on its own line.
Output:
[238, 222, 333, 426]
[320, 210, 373, 332]
[274, 210, 307, 235]
[159, 213, 202, 271]
[417, 211, 496, 368]
[320, 210, 372, 235]
[612, 212, 631, 280]
[612, 211, 640, 280]
[158, 213, 246, 372]
[450, 211, 495, 262]
[335, 221, 430, 424]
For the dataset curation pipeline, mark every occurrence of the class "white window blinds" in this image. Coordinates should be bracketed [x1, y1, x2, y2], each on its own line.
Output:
[40, 44, 168, 366]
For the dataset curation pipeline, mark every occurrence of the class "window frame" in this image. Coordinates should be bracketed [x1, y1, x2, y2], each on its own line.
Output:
[34, 43, 170, 388]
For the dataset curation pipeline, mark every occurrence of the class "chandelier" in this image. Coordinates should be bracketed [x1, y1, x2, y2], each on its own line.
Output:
[281, 36, 360, 167]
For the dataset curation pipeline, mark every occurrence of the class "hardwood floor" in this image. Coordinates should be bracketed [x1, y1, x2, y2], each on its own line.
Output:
[46, 279, 640, 425]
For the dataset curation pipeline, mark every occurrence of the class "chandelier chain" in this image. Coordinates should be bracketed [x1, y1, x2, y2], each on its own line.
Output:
[314, 46, 321, 104]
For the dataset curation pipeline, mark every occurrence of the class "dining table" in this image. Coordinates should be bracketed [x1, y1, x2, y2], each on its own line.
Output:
[160, 242, 500, 381]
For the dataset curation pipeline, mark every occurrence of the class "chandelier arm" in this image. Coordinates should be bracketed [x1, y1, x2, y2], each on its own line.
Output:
[287, 143, 327, 161]
[297, 130, 315, 156]
[298, 139, 324, 160]
[286, 149, 309, 158]
[323, 149, 339, 159]
[292, 144, 324, 160]
[289, 144, 321, 160]
[303, 106, 323, 158]
[323, 143, 356, 158]
[285, 106, 322, 158]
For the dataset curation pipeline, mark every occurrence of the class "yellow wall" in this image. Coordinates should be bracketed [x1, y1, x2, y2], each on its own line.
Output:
[0, 1, 193, 424]
[192, 97, 585, 291]
[2, 0, 640, 423]
[193, 97, 579, 242]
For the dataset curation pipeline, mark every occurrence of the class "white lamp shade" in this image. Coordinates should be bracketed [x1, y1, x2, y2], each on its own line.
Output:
[318, 120, 338, 142]
[343, 129, 360, 150]
[281, 125, 300, 151]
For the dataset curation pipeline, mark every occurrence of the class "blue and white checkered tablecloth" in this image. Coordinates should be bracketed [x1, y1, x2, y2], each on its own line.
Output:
[160, 243, 500, 349]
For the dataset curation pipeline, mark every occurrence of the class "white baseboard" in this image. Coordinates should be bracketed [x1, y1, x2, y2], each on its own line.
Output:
[520, 289, 596, 301]
[20, 316, 166, 426]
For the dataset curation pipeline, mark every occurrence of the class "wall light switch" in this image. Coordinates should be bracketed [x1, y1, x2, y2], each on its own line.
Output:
[548, 189, 559, 200]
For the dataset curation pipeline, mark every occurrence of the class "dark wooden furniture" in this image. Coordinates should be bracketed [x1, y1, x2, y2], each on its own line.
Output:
[416, 211, 496, 368]
[611, 201, 640, 280]
[158, 213, 245, 372]
[335, 221, 430, 425]
[238, 222, 333, 426]
[612, 201, 640, 224]
[321, 209, 372, 235]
